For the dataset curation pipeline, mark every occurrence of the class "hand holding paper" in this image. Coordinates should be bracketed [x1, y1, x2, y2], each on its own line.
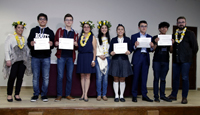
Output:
[158, 35, 172, 46]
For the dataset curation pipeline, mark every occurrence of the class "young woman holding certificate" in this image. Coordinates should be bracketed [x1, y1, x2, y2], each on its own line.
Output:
[77, 21, 97, 102]
[95, 20, 111, 101]
[108, 24, 133, 102]
[3, 21, 31, 102]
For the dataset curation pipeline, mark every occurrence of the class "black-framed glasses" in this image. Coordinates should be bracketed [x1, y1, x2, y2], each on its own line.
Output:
[178, 21, 185, 24]
[39, 18, 47, 21]
[140, 25, 147, 28]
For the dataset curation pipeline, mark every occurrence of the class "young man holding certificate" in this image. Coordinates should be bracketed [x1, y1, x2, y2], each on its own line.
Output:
[27, 13, 55, 102]
[168, 16, 198, 104]
[131, 20, 154, 102]
[152, 22, 173, 102]
[54, 14, 78, 102]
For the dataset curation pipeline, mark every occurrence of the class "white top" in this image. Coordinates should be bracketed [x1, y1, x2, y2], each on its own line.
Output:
[118, 37, 124, 43]
[96, 37, 110, 57]
[4, 34, 27, 61]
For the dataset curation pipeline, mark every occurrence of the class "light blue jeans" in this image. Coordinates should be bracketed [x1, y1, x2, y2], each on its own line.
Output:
[95, 57, 110, 96]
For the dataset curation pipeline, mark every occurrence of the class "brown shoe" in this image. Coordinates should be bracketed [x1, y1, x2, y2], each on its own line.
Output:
[167, 95, 177, 101]
[66, 95, 75, 101]
[102, 96, 108, 101]
[181, 97, 188, 104]
[96, 96, 101, 101]
[54, 96, 62, 102]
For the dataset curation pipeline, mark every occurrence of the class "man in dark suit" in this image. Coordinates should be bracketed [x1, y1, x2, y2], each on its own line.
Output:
[131, 20, 154, 102]
[168, 16, 198, 104]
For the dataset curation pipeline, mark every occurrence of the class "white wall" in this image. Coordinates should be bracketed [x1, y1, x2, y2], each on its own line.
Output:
[0, 0, 200, 88]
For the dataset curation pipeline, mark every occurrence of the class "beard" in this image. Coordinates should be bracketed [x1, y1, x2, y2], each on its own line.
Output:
[178, 25, 186, 30]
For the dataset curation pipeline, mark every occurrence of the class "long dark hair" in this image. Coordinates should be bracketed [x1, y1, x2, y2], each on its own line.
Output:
[80, 23, 93, 37]
[97, 25, 110, 45]
[116, 24, 126, 37]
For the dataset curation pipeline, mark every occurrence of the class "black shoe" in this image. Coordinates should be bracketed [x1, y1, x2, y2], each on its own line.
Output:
[161, 96, 172, 102]
[14, 95, 22, 101]
[79, 97, 84, 100]
[154, 98, 160, 102]
[181, 97, 188, 104]
[132, 97, 137, 102]
[142, 96, 153, 102]
[31, 95, 38, 102]
[120, 98, 126, 102]
[7, 98, 13, 102]
[114, 98, 119, 102]
[84, 98, 89, 102]
[41, 96, 48, 102]
[167, 95, 177, 101]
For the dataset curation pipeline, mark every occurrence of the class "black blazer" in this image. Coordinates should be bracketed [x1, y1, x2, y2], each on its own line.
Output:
[109, 36, 132, 60]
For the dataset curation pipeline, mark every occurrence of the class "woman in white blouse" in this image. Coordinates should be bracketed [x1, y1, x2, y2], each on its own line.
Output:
[3, 21, 31, 102]
[96, 20, 111, 101]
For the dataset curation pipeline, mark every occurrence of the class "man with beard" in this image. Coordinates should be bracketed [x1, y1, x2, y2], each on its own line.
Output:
[168, 16, 198, 104]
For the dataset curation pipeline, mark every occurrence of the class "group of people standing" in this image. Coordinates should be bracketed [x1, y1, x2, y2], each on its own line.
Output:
[3, 13, 198, 105]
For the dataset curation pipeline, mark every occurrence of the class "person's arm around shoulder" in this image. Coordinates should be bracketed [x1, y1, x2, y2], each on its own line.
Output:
[125, 37, 132, 55]
[4, 35, 12, 67]
[54, 28, 62, 47]
[170, 34, 175, 53]
[74, 31, 78, 49]
[27, 28, 35, 49]
[91, 35, 97, 67]
[190, 31, 199, 54]
[49, 30, 55, 49]
[109, 38, 115, 56]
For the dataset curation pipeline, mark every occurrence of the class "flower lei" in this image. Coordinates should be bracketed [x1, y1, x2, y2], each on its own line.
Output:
[80, 20, 95, 29]
[14, 32, 25, 49]
[12, 21, 26, 27]
[80, 32, 91, 47]
[97, 20, 112, 30]
[175, 27, 187, 43]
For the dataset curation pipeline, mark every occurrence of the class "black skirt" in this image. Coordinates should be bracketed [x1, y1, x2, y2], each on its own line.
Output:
[108, 57, 133, 77]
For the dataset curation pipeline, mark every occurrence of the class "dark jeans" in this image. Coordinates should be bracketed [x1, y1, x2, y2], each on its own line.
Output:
[171, 63, 191, 98]
[31, 57, 50, 96]
[153, 62, 169, 98]
[57, 57, 74, 96]
[7, 61, 26, 95]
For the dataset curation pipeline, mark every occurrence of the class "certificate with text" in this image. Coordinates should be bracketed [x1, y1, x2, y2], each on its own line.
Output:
[137, 37, 151, 48]
[34, 38, 50, 50]
[59, 38, 74, 50]
[114, 43, 127, 54]
[158, 35, 172, 46]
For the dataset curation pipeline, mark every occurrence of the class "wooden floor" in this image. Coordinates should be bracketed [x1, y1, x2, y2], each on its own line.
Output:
[0, 87, 200, 115]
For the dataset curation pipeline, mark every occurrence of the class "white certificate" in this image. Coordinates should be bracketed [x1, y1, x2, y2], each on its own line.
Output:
[158, 35, 172, 46]
[137, 37, 151, 48]
[114, 43, 127, 54]
[59, 38, 74, 50]
[34, 38, 50, 50]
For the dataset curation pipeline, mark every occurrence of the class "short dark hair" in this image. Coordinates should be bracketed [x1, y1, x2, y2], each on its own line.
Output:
[64, 13, 73, 21]
[158, 22, 170, 29]
[138, 20, 147, 27]
[37, 13, 48, 21]
[177, 16, 186, 22]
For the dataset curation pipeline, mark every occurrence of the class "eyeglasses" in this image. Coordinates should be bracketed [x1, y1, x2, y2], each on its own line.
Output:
[178, 21, 185, 24]
[140, 25, 147, 28]
[65, 19, 73, 21]
[83, 26, 90, 28]
[39, 18, 47, 21]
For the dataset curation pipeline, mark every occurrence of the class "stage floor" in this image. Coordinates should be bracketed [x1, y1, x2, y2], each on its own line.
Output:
[0, 87, 200, 108]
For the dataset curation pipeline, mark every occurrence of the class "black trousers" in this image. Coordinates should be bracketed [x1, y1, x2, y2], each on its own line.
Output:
[7, 61, 26, 95]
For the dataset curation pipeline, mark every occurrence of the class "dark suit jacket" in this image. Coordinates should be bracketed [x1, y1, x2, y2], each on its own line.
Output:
[109, 36, 132, 60]
[131, 32, 152, 65]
